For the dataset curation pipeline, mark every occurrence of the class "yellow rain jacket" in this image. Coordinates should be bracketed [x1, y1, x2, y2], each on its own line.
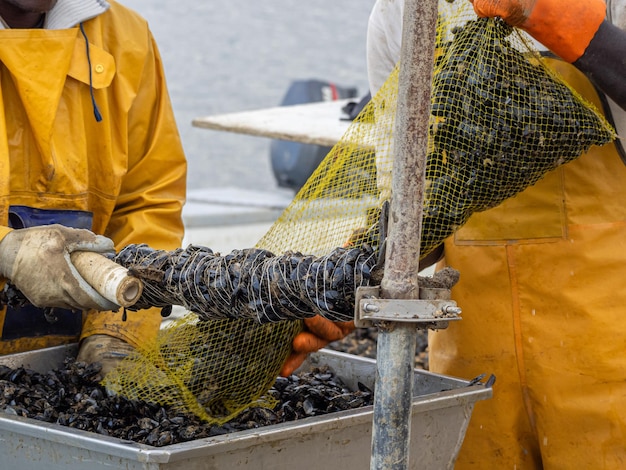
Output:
[430, 58, 626, 468]
[0, 1, 186, 353]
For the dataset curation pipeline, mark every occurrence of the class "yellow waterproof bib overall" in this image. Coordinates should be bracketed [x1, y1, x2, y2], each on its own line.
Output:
[430, 58, 626, 469]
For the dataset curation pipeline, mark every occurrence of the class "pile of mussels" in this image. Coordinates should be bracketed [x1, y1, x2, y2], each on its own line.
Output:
[0, 360, 372, 446]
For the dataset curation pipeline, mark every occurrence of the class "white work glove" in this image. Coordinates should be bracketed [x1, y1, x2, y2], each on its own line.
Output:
[0, 224, 118, 311]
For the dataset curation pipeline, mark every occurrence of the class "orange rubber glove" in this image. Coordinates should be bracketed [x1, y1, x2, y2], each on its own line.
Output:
[471, 0, 606, 63]
[279, 316, 356, 377]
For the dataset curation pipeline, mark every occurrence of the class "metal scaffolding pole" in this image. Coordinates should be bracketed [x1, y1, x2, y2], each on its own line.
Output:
[369, 0, 440, 468]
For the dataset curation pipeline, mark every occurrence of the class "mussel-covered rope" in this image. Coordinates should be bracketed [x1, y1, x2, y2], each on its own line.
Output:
[114, 243, 380, 323]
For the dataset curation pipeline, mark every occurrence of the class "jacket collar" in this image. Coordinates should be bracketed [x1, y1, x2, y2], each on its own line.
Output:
[0, 0, 110, 30]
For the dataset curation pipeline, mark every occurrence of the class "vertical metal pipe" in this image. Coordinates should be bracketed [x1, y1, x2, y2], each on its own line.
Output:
[371, 321, 418, 470]
[370, 0, 439, 469]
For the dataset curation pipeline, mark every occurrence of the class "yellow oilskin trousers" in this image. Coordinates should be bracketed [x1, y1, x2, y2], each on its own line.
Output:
[0, 2, 186, 354]
[429, 58, 626, 469]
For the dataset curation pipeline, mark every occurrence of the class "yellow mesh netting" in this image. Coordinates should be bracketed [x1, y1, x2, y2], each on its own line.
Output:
[103, 4, 615, 424]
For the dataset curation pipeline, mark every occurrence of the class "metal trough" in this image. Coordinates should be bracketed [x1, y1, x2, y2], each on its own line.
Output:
[0, 344, 491, 469]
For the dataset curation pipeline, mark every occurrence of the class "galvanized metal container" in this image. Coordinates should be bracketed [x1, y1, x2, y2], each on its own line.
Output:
[0, 344, 491, 469]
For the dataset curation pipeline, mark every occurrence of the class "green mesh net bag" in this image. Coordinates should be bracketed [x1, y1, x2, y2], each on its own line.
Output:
[96, 6, 615, 424]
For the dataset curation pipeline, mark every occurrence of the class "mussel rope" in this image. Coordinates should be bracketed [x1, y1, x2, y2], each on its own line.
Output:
[114, 243, 380, 323]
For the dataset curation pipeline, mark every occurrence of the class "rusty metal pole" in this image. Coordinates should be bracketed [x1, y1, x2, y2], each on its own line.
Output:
[370, 0, 439, 468]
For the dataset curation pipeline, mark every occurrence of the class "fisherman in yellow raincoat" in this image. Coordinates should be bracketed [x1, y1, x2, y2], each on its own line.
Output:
[284, 0, 626, 467]
[0, 0, 186, 374]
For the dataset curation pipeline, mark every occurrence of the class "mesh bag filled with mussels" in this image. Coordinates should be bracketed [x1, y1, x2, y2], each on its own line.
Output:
[11, 2, 615, 425]
[419, 13, 615, 254]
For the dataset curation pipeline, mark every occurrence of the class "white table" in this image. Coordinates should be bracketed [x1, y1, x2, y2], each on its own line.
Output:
[188, 98, 371, 252]
[192, 98, 355, 147]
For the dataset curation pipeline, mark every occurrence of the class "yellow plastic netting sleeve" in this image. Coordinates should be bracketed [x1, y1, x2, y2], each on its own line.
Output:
[103, 7, 615, 424]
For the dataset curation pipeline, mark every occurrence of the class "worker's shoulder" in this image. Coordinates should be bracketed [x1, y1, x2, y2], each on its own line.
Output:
[97, 0, 151, 38]
[86, 0, 158, 59]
